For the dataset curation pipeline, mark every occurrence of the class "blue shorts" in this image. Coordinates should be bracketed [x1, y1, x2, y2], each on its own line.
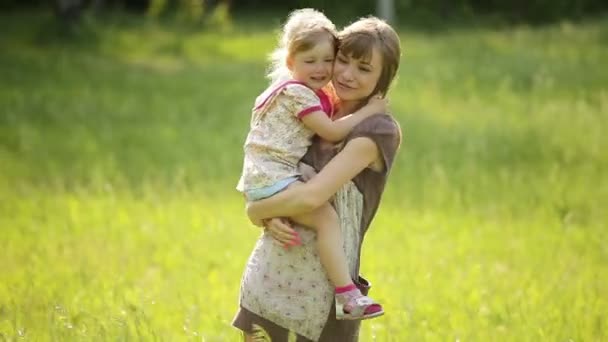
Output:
[245, 176, 299, 201]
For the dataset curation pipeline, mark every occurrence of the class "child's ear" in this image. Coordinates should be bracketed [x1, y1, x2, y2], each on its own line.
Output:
[286, 56, 294, 71]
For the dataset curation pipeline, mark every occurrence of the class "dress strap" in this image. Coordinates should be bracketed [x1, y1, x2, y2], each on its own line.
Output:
[253, 80, 308, 111]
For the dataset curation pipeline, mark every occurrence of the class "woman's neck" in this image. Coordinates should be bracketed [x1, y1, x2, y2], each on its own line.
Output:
[335, 100, 364, 118]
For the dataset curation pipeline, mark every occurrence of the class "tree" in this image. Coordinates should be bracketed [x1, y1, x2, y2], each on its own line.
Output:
[54, 0, 89, 26]
[377, 0, 395, 24]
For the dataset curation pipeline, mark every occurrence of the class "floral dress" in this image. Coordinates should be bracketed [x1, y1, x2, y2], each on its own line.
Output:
[236, 80, 333, 194]
[233, 114, 401, 341]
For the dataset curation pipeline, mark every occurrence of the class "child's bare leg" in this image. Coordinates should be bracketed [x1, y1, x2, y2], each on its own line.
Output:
[292, 201, 383, 319]
[290, 201, 352, 288]
[284, 181, 384, 320]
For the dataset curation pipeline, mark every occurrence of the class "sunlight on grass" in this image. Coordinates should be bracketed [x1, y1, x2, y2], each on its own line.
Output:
[1, 11, 607, 340]
[95, 21, 275, 71]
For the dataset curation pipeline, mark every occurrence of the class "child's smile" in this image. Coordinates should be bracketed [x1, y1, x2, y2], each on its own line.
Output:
[288, 39, 335, 91]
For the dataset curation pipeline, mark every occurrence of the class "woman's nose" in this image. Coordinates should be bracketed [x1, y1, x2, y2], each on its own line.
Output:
[340, 65, 354, 81]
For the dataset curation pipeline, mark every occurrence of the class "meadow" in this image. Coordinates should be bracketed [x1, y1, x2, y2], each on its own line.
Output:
[1, 11, 607, 341]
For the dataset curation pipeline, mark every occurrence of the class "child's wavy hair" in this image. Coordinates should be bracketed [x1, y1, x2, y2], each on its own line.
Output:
[267, 8, 338, 83]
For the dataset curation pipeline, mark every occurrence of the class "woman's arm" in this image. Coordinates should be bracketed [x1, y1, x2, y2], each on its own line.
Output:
[246, 137, 379, 222]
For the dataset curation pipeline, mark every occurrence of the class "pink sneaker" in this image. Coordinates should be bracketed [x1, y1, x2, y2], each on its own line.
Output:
[335, 289, 384, 320]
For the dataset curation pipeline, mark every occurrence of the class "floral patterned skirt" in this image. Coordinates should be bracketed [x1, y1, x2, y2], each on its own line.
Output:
[233, 182, 366, 341]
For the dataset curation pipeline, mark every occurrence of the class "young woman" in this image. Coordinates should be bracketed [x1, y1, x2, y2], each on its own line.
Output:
[233, 15, 402, 341]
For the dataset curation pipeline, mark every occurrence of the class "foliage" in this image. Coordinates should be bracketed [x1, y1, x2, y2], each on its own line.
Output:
[3, 0, 608, 24]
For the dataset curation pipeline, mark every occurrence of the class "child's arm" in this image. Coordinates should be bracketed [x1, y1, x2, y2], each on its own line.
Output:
[300, 96, 387, 142]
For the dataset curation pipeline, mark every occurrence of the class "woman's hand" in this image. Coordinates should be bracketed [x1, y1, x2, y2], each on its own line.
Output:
[264, 218, 301, 249]
[246, 203, 301, 248]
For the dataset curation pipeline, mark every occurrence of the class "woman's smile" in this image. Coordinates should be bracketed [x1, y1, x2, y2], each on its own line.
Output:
[334, 79, 355, 91]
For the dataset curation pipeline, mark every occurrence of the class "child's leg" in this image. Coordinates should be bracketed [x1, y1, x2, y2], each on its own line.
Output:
[286, 180, 384, 320]
[290, 202, 352, 287]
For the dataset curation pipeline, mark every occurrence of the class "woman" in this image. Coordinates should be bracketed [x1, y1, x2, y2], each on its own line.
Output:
[233, 16, 402, 342]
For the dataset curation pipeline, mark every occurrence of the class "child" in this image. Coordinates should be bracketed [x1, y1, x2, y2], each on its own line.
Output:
[236, 9, 385, 320]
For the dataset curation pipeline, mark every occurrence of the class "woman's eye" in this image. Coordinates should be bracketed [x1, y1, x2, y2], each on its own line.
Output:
[359, 66, 371, 72]
[305, 60, 315, 64]
[337, 57, 347, 64]
[324, 58, 334, 63]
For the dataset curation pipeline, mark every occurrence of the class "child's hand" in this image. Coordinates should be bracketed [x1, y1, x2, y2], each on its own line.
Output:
[363, 94, 388, 115]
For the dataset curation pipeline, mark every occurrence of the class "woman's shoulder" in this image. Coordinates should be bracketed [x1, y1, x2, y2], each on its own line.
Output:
[347, 114, 402, 173]
[350, 113, 402, 142]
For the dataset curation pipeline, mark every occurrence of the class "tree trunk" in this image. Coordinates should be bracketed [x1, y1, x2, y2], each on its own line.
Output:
[54, 0, 89, 25]
[376, 0, 395, 24]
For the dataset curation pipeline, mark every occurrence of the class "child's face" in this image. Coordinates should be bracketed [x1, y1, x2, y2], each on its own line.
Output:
[287, 39, 335, 91]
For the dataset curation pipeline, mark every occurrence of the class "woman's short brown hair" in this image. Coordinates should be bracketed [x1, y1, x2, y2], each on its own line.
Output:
[339, 17, 401, 98]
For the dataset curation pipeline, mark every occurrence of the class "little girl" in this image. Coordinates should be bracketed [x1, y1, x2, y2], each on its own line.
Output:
[237, 9, 385, 320]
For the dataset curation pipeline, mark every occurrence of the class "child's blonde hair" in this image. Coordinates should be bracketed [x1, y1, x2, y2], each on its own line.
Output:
[267, 8, 338, 83]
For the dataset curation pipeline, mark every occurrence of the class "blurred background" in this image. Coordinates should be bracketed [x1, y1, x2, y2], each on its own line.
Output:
[1, 0, 607, 340]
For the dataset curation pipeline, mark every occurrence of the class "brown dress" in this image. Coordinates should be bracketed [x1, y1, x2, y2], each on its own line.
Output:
[233, 114, 402, 341]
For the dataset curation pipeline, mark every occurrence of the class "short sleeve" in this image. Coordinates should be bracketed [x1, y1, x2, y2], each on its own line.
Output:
[282, 84, 323, 119]
[346, 114, 402, 172]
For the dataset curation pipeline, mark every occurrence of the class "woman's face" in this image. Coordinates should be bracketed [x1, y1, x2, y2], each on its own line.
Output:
[332, 47, 383, 102]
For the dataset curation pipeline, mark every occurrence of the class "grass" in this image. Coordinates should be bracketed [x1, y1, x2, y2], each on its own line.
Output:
[1, 10, 607, 341]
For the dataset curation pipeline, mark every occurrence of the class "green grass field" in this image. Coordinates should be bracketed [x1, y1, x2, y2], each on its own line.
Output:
[1, 11, 607, 341]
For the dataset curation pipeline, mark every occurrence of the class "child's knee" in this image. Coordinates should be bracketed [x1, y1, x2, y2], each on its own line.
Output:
[318, 202, 337, 218]
[313, 203, 339, 229]
[291, 202, 338, 232]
